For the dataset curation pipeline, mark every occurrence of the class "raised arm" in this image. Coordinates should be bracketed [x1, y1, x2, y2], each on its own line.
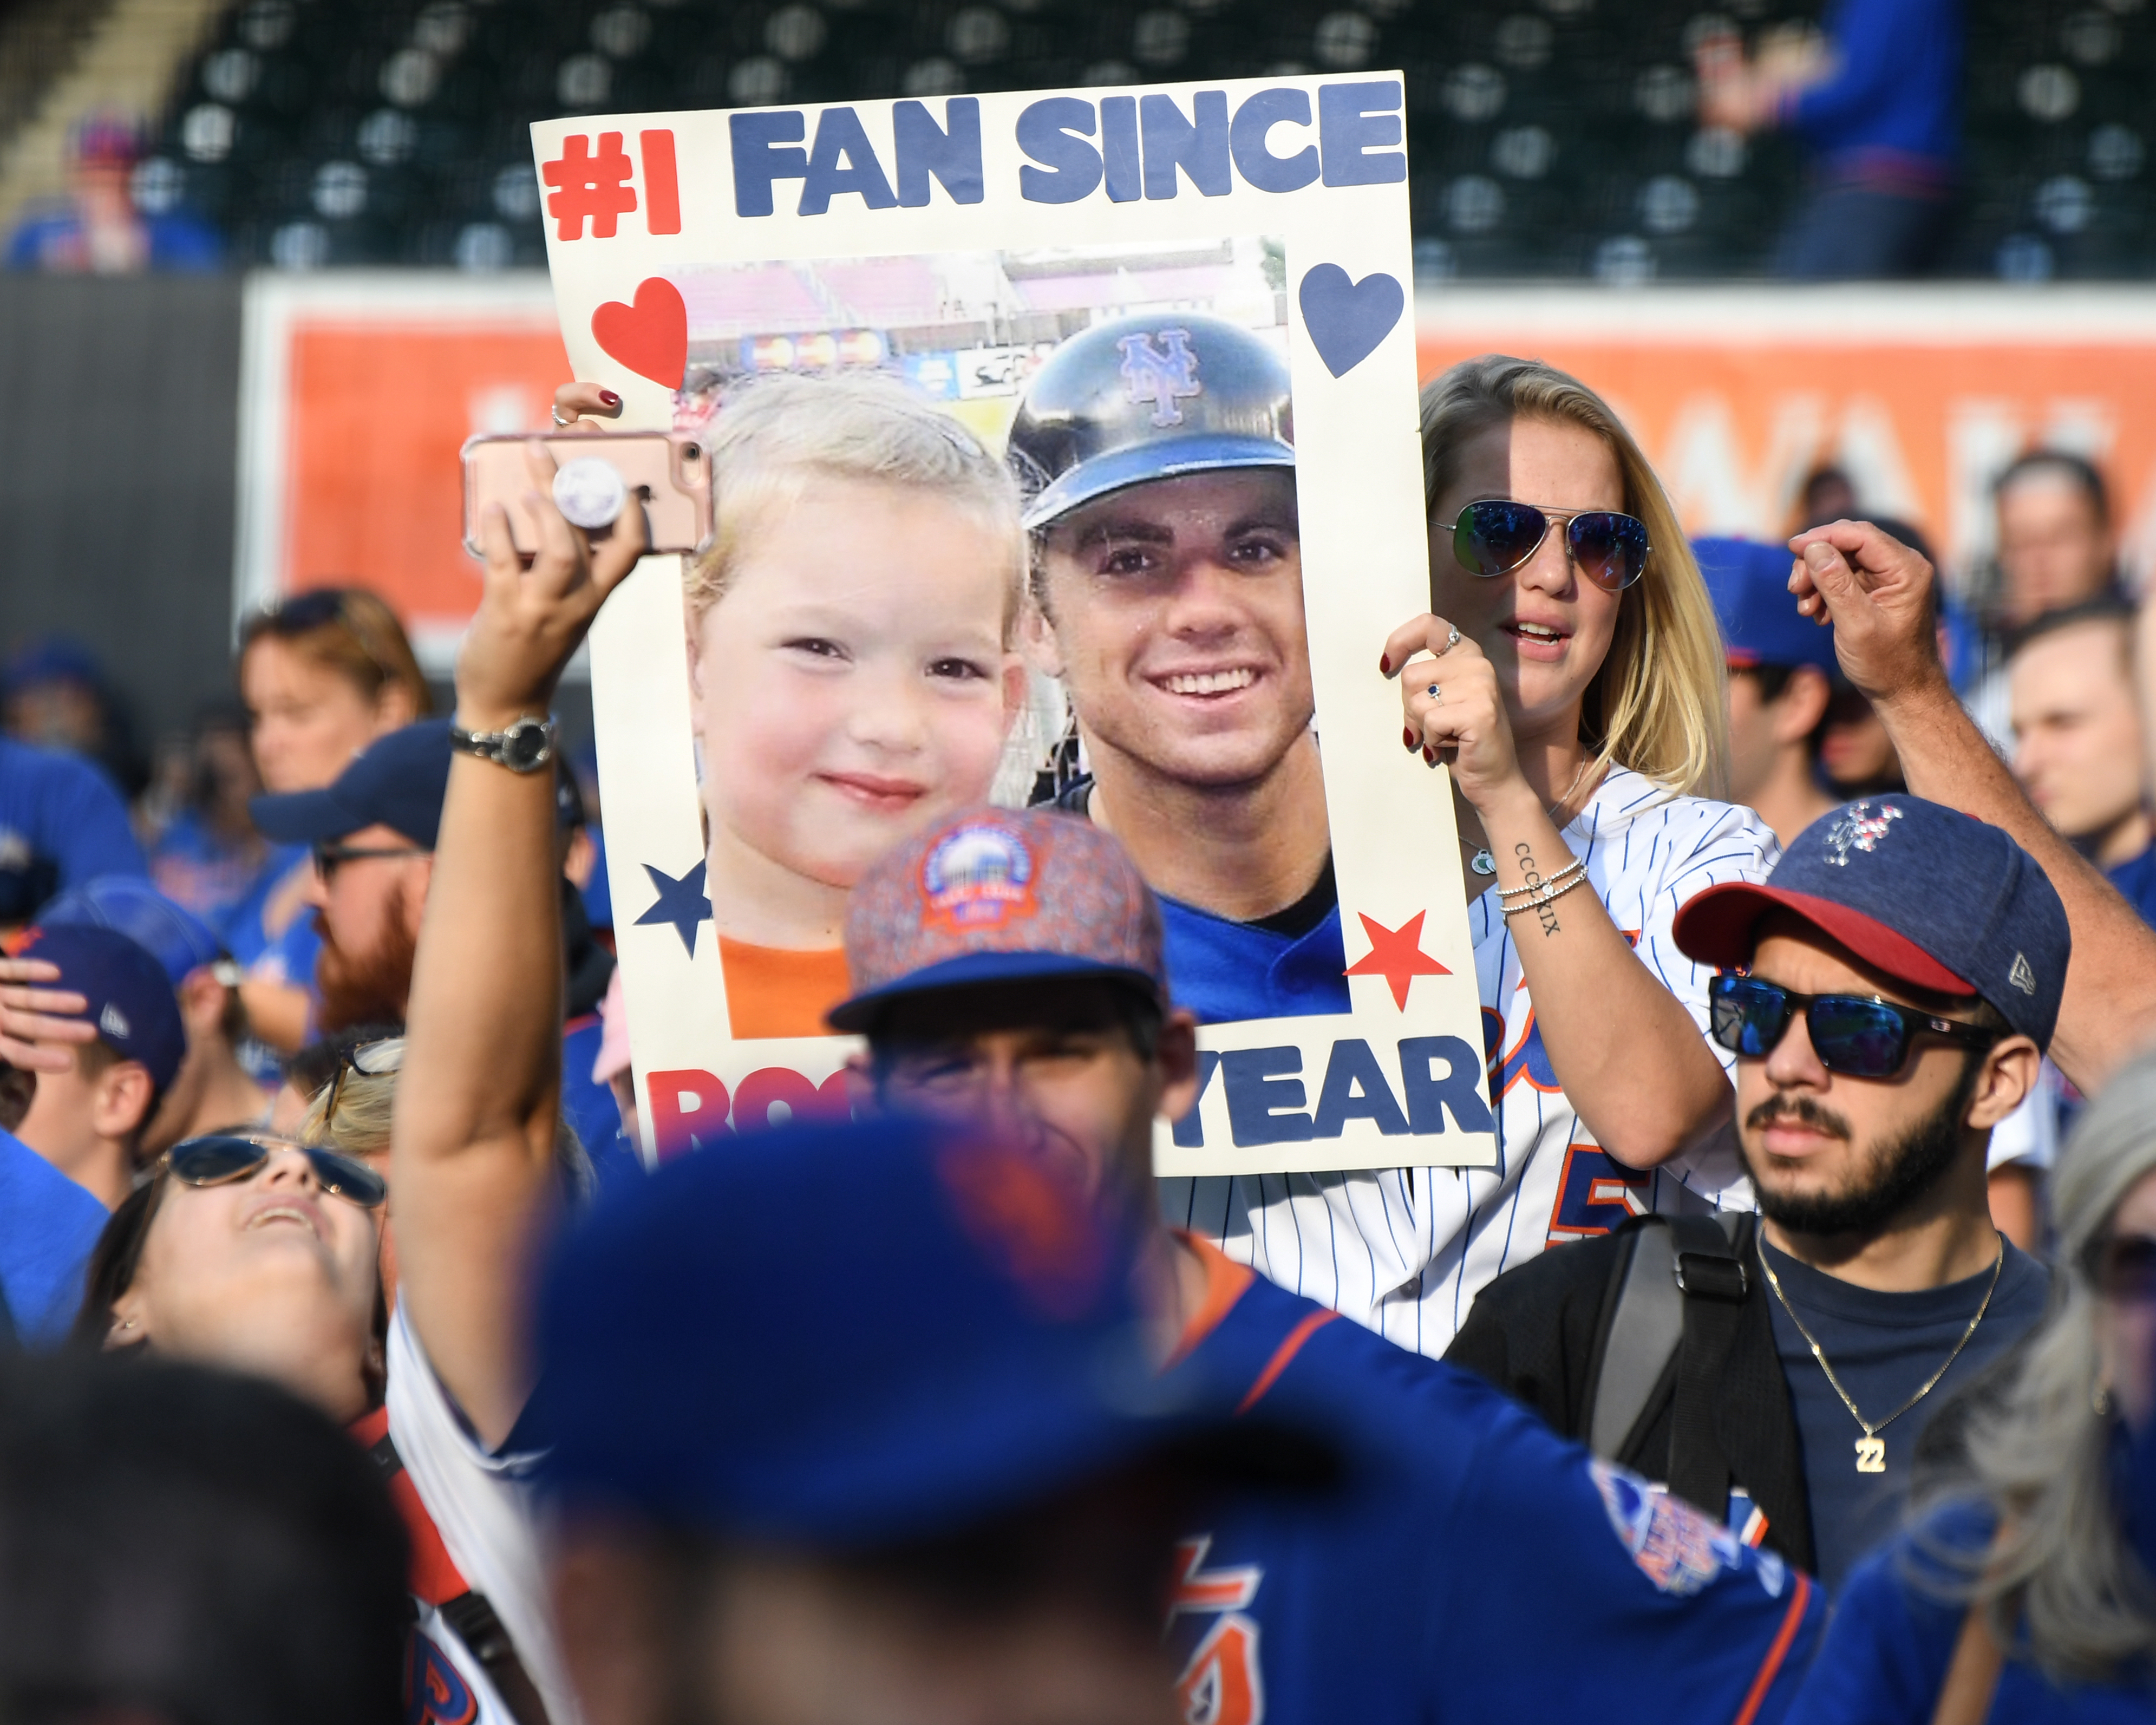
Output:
[1790, 520, 2156, 1091]
[393, 424, 643, 1447]
[1389, 615, 1735, 1167]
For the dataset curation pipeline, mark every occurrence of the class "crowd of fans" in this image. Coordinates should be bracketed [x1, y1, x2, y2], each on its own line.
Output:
[2, 349, 2156, 1724]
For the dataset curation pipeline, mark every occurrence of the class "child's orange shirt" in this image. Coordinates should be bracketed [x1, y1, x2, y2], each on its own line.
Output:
[717, 938, 852, 1040]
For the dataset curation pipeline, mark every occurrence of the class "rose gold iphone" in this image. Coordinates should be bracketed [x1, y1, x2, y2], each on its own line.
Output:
[461, 430, 714, 558]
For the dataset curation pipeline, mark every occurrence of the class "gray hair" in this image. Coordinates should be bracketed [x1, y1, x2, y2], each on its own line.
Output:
[1928, 1046, 2156, 1681]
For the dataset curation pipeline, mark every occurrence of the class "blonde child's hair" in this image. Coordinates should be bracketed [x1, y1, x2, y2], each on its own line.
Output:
[1420, 354, 1731, 799]
[681, 371, 1025, 638]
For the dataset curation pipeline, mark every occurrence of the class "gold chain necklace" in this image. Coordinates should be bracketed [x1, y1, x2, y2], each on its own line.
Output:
[1757, 1232, 2004, 1475]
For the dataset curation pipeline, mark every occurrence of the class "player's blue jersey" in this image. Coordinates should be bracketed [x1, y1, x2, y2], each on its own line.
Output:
[1165, 1247, 1822, 1725]
[1158, 893, 1350, 1024]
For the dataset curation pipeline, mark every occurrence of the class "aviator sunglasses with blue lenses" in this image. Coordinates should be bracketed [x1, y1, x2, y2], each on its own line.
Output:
[1445, 500, 1652, 592]
[164, 1133, 387, 1209]
[1708, 974, 1998, 1080]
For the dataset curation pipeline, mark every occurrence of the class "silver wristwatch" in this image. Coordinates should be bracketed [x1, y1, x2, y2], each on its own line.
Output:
[450, 716, 556, 774]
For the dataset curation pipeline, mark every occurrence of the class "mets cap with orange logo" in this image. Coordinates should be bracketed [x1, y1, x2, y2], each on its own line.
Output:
[828, 807, 1167, 1035]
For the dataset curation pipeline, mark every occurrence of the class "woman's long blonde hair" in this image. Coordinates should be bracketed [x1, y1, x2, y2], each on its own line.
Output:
[1929, 1048, 2156, 1682]
[1420, 354, 1729, 799]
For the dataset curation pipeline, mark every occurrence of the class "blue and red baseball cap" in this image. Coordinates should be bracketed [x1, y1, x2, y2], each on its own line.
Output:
[1693, 537, 1838, 674]
[5, 923, 186, 1092]
[38, 876, 227, 989]
[530, 1114, 1216, 1543]
[828, 807, 1167, 1034]
[1672, 795, 2070, 1049]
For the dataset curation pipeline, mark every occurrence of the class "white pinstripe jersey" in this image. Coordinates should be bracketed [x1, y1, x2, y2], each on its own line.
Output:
[1161, 768, 1778, 1360]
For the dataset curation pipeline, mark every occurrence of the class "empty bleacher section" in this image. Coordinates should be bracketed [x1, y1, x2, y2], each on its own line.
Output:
[53, 0, 2156, 280]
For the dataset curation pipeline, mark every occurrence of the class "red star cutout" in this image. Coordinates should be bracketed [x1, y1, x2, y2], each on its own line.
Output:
[1344, 911, 1451, 1010]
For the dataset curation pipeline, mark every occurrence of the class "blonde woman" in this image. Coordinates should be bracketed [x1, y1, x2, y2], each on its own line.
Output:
[1169, 354, 1770, 1358]
[1792, 1048, 2156, 1723]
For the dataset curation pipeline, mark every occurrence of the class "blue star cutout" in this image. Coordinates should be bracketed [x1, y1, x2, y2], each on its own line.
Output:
[636, 859, 711, 957]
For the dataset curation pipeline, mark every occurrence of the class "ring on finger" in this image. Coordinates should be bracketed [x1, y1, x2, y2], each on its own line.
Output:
[1439, 625, 1462, 654]
[551, 403, 577, 428]
[1427, 683, 1442, 703]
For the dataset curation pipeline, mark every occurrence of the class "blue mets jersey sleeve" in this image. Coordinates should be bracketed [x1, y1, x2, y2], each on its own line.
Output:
[1170, 1269, 1822, 1725]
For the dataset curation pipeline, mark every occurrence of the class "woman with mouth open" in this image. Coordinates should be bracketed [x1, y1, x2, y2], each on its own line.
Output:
[1182, 354, 1773, 1360]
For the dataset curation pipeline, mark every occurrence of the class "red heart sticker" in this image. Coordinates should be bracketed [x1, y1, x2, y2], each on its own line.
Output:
[591, 276, 687, 390]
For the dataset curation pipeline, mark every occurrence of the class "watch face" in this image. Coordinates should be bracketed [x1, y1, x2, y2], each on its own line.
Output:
[502, 720, 553, 772]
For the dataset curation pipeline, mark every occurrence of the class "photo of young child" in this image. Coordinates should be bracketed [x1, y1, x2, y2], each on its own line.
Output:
[659, 237, 1296, 1039]
[677, 372, 1026, 1037]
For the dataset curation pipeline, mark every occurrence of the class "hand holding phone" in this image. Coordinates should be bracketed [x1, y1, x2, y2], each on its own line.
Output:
[462, 430, 714, 559]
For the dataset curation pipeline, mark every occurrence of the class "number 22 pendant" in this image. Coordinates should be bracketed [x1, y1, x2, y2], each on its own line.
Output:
[1854, 1435, 1886, 1474]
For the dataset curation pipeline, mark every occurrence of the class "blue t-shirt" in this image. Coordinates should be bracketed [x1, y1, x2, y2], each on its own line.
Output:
[1761, 1237, 2050, 1592]
[2107, 850, 2156, 933]
[0, 737, 148, 923]
[1159, 896, 1350, 1024]
[1168, 1258, 1823, 1725]
[1789, 0, 1961, 175]
[0, 1126, 110, 1345]
[1790, 1502, 2155, 1724]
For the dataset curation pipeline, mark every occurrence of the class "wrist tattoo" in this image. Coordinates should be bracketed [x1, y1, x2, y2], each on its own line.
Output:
[1515, 842, 1563, 939]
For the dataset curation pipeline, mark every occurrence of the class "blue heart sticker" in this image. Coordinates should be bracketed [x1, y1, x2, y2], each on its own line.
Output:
[1298, 264, 1406, 378]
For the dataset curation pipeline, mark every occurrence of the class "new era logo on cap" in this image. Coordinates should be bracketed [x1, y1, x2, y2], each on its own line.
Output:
[99, 1003, 130, 1040]
[2010, 952, 2037, 996]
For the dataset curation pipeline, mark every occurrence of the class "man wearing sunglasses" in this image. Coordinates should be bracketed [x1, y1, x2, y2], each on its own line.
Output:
[1449, 794, 2065, 1593]
[1010, 313, 1348, 1023]
[237, 715, 636, 1191]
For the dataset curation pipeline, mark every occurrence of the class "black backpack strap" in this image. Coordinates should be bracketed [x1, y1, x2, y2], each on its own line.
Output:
[372, 1429, 555, 1725]
[437, 1592, 556, 1725]
[1586, 1217, 1684, 1460]
[1664, 1212, 1750, 1521]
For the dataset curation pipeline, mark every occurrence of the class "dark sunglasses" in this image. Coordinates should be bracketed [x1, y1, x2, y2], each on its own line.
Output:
[1445, 499, 1652, 592]
[312, 841, 428, 882]
[1708, 974, 1997, 1080]
[165, 1133, 386, 1209]
[323, 1036, 404, 1128]
[2081, 1233, 2156, 1303]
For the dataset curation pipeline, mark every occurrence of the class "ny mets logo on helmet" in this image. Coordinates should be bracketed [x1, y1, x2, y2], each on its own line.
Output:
[1118, 329, 1202, 428]
[1822, 801, 1902, 867]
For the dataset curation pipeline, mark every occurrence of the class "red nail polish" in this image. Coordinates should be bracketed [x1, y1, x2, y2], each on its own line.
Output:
[1422, 748, 1434, 765]
[1403, 728, 1416, 748]
[599, 389, 622, 408]
[1378, 654, 1391, 674]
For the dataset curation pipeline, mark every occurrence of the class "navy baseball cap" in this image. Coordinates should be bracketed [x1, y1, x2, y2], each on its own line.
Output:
[530, 1114, 1212, 1544]
[6, 923, 186, 1092]
[1672, 795, 2069, 1048]
[251, 718, 582, 850]
[1693, 537, 1838, 674]
[830, 808, 1167, 1034]
[38, 875, 226, 988]
[251, 718, 452, 851]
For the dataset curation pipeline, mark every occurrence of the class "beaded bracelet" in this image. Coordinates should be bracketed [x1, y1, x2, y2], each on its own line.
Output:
[1494, 857, 1586, 902]
[1500, 871, 1591, 919]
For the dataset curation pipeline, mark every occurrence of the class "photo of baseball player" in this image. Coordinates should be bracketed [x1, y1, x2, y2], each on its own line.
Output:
[566, 239, 1305, 1043]
[1011, 309, 1342, 1023]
